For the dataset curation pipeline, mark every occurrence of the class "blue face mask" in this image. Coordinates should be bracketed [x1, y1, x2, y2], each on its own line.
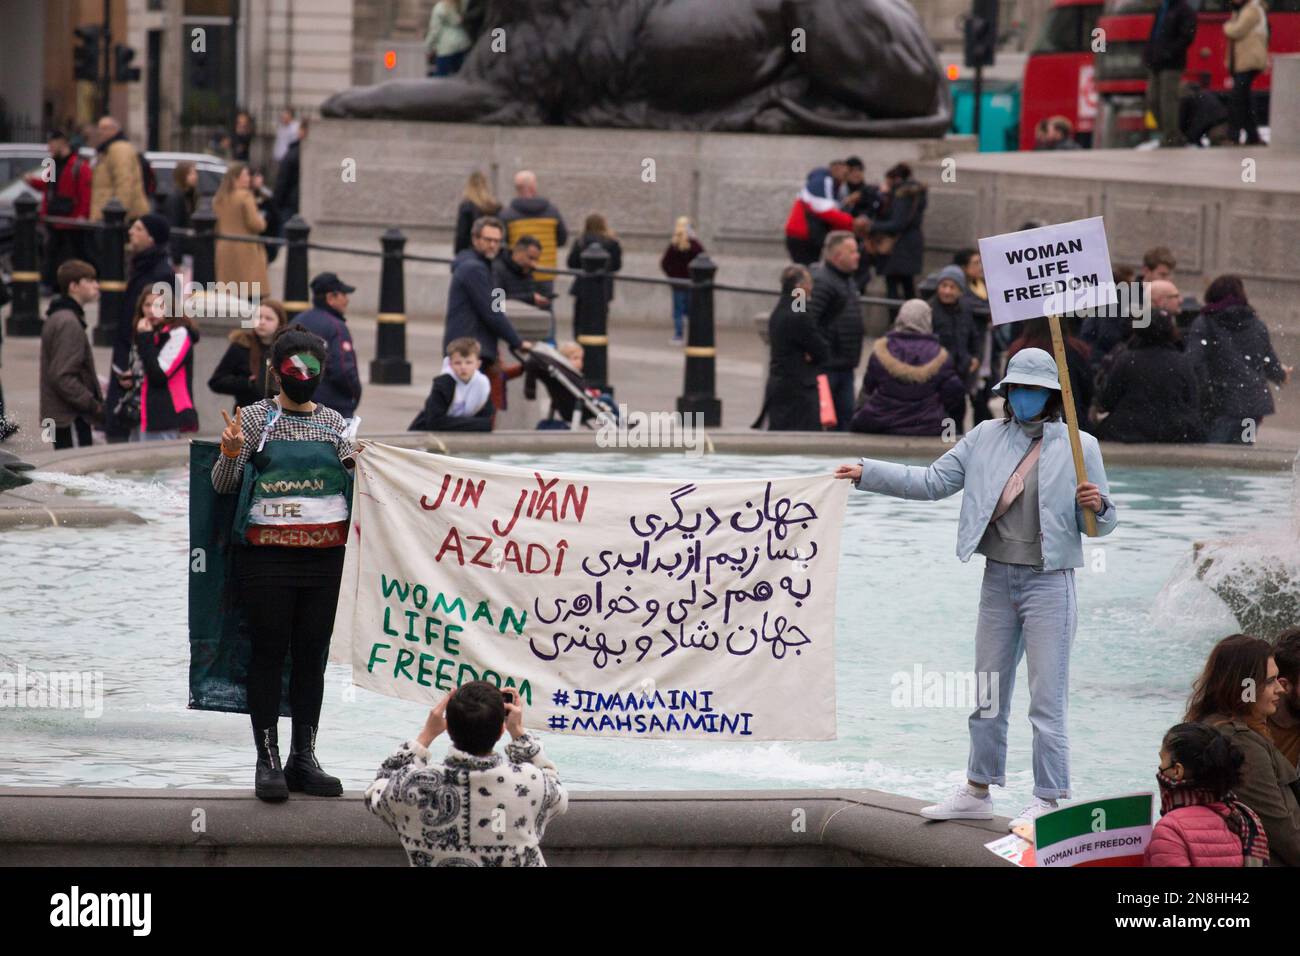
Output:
[1008, 387, 1050, 422]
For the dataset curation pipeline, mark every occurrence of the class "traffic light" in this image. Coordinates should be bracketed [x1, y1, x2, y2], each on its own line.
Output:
[73, 25, 103, 82]
[963, 0, 999, 69]
[113, 44, 141, 83]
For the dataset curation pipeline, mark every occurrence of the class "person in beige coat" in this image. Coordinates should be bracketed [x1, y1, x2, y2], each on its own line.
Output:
[212, 162, 270, 300]
[1224, 0, 1269, 145]
[89, 116, 150, 222]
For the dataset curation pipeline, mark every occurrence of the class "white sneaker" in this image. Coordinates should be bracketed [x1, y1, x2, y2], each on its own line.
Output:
[1009, 797, 1059, 833]
[920, 784, 994, 820]
[670, 335, 684, 345]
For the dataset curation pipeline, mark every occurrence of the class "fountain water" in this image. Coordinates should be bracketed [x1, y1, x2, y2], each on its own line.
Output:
[27, 471, 187, 506]
[1158, 448, 1300, 638]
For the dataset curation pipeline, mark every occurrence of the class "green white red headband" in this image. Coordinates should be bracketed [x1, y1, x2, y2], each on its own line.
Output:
[280, 353, 321, 380]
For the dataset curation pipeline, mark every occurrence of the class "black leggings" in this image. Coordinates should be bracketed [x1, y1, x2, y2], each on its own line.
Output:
[240, 576, 342, 730]
[886, 274, 915, 302]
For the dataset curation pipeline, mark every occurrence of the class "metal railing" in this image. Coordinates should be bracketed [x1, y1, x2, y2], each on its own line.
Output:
[9, 193, 905, 426]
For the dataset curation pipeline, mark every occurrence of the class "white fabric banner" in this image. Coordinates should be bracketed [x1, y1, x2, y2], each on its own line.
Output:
[329, 444, 848, 741]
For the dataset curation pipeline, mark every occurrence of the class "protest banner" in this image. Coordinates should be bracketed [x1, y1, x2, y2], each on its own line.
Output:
[1032, 793, 1153, 867]
[985, 833, 1035, 867]
[979, 217, 1117, 537]
[329, 444, 849, 740]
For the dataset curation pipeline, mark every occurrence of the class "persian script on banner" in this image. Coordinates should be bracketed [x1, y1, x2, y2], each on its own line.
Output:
[329, 445, 849, 740]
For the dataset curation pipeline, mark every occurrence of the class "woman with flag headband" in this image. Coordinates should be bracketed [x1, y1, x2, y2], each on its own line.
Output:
[835, 347, 1118, 833]
[211, 324, 360, 802]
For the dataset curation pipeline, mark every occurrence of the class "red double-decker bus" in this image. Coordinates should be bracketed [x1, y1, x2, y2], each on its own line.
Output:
[1020, 0, 1105, 150]
[1093, 0, 1300, 146]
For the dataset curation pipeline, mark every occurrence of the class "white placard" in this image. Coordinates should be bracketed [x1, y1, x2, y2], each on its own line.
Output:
[330, 444, 848, 741]
[978, 216, 1116, 326]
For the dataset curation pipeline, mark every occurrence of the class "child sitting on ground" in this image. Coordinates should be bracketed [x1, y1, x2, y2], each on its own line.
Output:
[409, 337, 494, 432]
[1145, 722, 1269, 867]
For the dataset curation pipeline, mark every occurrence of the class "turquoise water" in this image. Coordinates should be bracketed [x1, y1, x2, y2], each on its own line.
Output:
[0, 453, 1281, 815]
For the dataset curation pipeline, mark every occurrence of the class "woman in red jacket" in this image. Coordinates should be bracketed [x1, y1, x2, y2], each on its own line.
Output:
[1145, 722, 1269, 867]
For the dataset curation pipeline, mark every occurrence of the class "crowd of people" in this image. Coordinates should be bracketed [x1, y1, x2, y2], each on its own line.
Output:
[7, 125, 1292, 454]
[763, 166, 1290, 446]
[1143, 0, 1269, 148]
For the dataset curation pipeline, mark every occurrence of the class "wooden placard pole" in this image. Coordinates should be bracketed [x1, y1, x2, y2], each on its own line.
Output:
[1047, 313, 1097, 537]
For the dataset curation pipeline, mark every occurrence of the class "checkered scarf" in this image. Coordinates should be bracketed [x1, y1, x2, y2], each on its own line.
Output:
[1158, 776, 1270, 865]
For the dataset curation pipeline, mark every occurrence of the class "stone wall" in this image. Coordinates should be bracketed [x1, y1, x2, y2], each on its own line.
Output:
[924, 146, 1300, 333]
[299, 119, 974, 327]
[1272, 55, 1300, 151]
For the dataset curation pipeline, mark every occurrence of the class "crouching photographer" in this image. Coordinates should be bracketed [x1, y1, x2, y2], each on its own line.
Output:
[366, 681, 568, 866]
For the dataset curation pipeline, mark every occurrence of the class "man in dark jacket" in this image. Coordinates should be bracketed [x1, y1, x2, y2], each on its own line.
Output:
[1144, 0, 1198, 147]
[105, 213, 175, 442]
[1095, 310, 1204, 443]
[809, 232, 862, 431]
[757, 265, 829, 431]
[499, 171, 566, 281]
[1179, 80, 1232, 145]
[494, 234, 555, 343]
[927, 265, 981, 430]
[443, 216, 531, 411]
[871, 163, 927, 304]
[492, 235, 553, 309]
[25, 131, 93, 290]
[40, 260, 103, 448]
[272, 119, 306, 223]
[296, 272, 363, 420]
[1185, 280, 1291, 443]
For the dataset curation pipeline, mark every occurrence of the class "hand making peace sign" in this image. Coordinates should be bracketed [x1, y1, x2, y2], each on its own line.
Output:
[220, 406, 244, 458]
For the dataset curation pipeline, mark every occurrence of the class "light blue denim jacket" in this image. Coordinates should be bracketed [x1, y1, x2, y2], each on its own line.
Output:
[855, 419, 1117, 570]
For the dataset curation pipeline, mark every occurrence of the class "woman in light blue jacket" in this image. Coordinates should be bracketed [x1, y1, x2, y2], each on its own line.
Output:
[836, 347, 1117, 831]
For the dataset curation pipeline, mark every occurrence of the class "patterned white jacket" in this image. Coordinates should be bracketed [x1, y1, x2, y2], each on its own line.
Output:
[365, 733, 568, 867]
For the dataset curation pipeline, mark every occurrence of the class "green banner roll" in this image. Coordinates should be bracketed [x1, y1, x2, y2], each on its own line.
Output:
[188, 440, 292, 716]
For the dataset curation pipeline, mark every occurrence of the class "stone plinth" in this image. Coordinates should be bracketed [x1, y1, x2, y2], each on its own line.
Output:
[923, 146, 1300, 336]
[1272, 55, 1300, 150]
[299, 120, 973, 327]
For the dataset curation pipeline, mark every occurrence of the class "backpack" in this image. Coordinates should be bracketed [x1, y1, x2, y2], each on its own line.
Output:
[138, 152, 157, 198]
[47, 155, 84, 217]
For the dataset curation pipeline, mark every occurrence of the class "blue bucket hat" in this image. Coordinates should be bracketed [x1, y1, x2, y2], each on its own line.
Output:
[992, 347, 1061, 397]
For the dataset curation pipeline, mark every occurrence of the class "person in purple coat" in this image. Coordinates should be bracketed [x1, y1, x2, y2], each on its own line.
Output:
[851, 298, 966, 436]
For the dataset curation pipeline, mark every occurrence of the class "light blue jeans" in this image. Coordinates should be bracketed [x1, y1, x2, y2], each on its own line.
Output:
[966, 559, 1077, 800]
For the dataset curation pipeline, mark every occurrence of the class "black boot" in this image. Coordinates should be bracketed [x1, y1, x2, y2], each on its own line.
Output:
[253, 725, 289, 802]
[284, 722, 343, 796]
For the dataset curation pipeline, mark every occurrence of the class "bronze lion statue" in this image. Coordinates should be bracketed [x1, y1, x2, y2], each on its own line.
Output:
[322, 0, 951, 137]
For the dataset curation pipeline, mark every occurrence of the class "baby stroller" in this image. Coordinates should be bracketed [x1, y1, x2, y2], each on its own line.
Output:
[513, 344, 617, 430]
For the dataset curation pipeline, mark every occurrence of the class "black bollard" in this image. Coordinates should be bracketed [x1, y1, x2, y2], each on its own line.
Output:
[6, 193, 41, 337]
[92, 200, 128, 347]
[191, 208, 216, 286]
[371, 227, 412, 385]
[282, 216, 310, 321]
[575, 242, 611, 396]
[675, 254, 722, 427]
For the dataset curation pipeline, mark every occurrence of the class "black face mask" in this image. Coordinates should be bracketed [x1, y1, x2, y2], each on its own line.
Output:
[278, 373, 320, 404]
